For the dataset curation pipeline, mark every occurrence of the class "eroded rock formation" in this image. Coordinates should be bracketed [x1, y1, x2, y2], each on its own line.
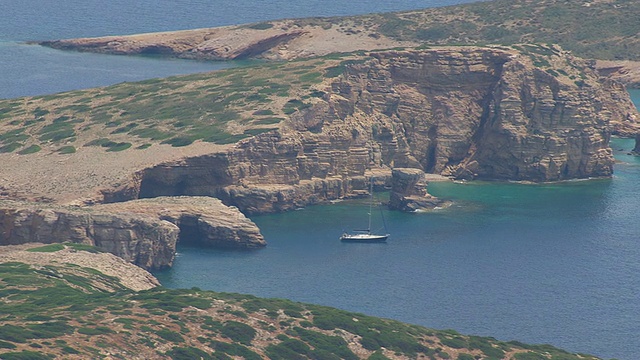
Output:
[95, 196, 265, 249]
[0, 201, 177, 270]
[106, 47, 639, 215]
[389, 168, 442, 212]
[0, 196, 265, 269]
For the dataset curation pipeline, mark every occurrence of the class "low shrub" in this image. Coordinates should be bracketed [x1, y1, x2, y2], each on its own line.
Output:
[156, 329, 185, 343]
[57, 146, 75, 154]
[26, 244, 65, 253]
[77, 326, 115, 336]
[18, 145, 42, 155]
[220, 321, 256, 345]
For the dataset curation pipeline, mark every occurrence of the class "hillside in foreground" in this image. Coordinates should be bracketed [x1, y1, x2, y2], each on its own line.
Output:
[0, 243, 603, 360]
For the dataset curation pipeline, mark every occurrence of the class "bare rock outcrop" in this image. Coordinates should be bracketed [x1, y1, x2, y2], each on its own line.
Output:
[389, 168, 442, 212]
[0, 201, 177, 270]
[95, 196, 265, 249]
[37, 20, 417, 62]
[596, 60, 640, 90]
[112, 46, 640, 216]
[0, 197, 265, 269]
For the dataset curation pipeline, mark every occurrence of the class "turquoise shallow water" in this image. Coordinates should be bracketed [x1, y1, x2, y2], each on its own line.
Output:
[157, 92, 640, 360]
[2, 0, 639, 357]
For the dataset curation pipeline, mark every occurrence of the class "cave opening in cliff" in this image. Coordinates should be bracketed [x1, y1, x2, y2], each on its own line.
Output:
[175, 215, 206, 246]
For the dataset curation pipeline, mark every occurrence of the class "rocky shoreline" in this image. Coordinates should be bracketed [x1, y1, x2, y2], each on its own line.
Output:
[0, 197, 264, 270]
[0, 243, 160, 291]
[37, 19, 417, 62]
[36, 15, 640, 89]
[2, 44, 639, 270]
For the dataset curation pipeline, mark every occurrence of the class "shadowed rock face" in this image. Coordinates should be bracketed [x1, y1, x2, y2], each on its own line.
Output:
[389, 168, 442, 212]
[111, 47, 638, 214]
[96, 196, 266, 249]
[0, 197, 265, 270]
[0, 203, 177, 270]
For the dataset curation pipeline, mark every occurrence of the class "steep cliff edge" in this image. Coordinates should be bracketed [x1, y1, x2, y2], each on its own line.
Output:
[0, 197, 264, 270]
[109, 46, 639, 216]
[0, 46, 637, 267]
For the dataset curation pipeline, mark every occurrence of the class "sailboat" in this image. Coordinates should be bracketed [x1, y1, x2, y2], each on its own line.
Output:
[340, 179, 390, 242]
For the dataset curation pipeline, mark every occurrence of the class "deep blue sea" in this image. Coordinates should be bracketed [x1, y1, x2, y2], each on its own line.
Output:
[158, 91, 640, 360]
[2, 1, 639, 359]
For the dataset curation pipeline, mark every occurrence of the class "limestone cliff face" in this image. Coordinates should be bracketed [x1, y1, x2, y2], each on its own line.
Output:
[389, 168, 442, 212]
[0, 202, 177, 270]
[325, 48, 633, 181]
[95, 196, 266, 249]
[120, 47, 637, 214]
[0, 197, 265, 269]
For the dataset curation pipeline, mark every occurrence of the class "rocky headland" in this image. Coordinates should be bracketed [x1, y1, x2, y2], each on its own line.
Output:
[1, 3, 639, 357]
[38, 0, 640, 89]
[1, 44, 638, 268]
[0, 197, 264, 270]
[102, 46, 639, 215]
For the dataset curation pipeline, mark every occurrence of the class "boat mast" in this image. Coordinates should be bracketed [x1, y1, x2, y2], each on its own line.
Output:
[368, 178, 373, 233]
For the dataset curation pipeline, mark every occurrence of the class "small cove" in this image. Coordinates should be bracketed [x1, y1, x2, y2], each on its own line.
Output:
[157, 91, 640, 360]
[1, 0, 639, 357]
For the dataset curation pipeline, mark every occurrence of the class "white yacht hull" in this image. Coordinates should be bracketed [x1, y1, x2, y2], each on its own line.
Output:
[340, 233, 389, 242]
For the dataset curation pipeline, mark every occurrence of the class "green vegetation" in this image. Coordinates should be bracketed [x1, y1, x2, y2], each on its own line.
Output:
[156, 329, 185, 343]
[0, 54, 358, 153]
[17, 145, 41, 155]
[0, 142, 22, 153]
[364, 0, 640, 61]
[56, 145, 75, 153]
[26, 244, 65, 253]
[0, 259, 601, 359]
[220, 321, 256, 345]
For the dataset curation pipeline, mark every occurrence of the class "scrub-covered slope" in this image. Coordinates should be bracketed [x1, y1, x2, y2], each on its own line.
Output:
[0, 244, 602, 359]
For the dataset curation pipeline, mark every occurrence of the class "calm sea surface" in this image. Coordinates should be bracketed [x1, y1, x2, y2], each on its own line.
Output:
[157, 91, 640, 360]
[0, 0, 481, 99]
[2, 1, 639, 359]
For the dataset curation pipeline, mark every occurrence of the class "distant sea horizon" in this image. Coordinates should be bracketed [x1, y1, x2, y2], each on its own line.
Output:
[2, 1, 640, 359]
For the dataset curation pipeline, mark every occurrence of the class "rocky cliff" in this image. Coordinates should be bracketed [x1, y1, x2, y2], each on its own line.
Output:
[1, 46, 637, 270]
[0, 201, 176, 270]
[100, 46, 638, 215]
[389, 168, 443, 212]
[0, 197, 264, 270]
[95, 196, 265, 249]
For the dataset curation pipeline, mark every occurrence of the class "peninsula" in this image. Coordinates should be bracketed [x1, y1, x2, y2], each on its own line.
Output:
[1, 44, 638, 266]
[39, 0, 640, 87]
[1, 1, 639, 358]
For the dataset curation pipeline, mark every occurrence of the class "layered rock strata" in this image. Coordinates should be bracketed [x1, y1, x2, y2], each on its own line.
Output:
[389, 168, 442, 212]
[101, 47, 639, 216]
[95, 196, 265, 249]
[0, 197, 264, 270]
[0, 201, 176, 270]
